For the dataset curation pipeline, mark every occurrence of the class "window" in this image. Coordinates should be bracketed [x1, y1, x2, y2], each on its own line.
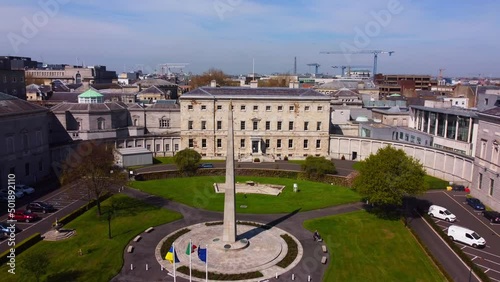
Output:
[288, 121, 294, 130]
[266, 105, 271, 111]
[288, 139, 293, 148]
[240, 139, 245, 148]
[305, 106, 310, 111]
[317, 106, 323, 111]
[240, 121, 246, 130]
[202, 139, 207, 148]
[22, 133, 29, 150]
[405, 134, 409, 141]
[485, 98, 489, 105]
[265, 139, 270, 148]
[240, 105, 246, 111]
[316, 121, 321, 131]
[490, 179, 495, 196]
[277, 121, 282, 130]
[159, 118, 170, 128]
[166, 144, 170, 151]
[399, 132, 403, 139]
[265, 121, 270, 130]
[277, 139, 282, 148]
[217, 120, 222, 130]
[303, 139, 309, 149]
[304, 122, 309, 131]
[480, 139, 487, 159]
[201, 105, 207, 110]
[289, 105, 294, 111]
[133, 118, 138, 126]
[201, 121, 207, 130]
[217, 105, 222, 110]
[188, 139, 194, 148]
[253, 121, 258, 130]
[253, 105, 258, 111]
[316, 139, 321, 148]
[278, 105, 283, 111]
[478, 173, 483, 189]
[174, 144, 179, 151]
[12, 77, 17, 83]
[217, 139, 222, 148]
[6, 136, 14, 153]
[188, 105, 193, 110]
[97, 118, 105, 130]
[416, 137, 421, 144]
[156, 144, 160, 152]
[188, 121, 193, 130]
[25, 163, 29, 176]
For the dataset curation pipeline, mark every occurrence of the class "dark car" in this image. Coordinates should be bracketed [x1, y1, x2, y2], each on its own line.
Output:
[451, 184, 466, 191]
[27, 201, 56, 213]
[199, 163, 214, 168]
[482, 211, 500, 223]
[466, 198, 486, 210]
[8, 210, 39, 223]
[0, 222, 21, 234]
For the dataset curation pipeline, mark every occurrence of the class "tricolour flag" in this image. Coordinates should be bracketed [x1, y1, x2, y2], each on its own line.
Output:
[197, 246, 207, 263]
[165, 245, 179, 264]
[185, 242, 197, 255]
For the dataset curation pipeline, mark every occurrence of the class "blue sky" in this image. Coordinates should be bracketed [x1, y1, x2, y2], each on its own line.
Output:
[1, 0, 499, 77]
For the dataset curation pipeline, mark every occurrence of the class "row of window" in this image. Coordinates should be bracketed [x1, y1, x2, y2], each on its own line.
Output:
[5, 131, 43, 154]
[478, 173, 495, 197]
[2, 75, 24, 83]
[7, 160, 44, 177]
[188, 138, 322, 149]
[187, 120, 323, 131]
[187, 104, 323, 112]
[479, 139, 499, 163]
[28, 71, 64, 77]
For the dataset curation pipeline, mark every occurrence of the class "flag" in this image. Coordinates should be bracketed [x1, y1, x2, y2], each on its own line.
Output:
[165, 245, 179, 264]
[185, 242, 197, 255]
[197, 246, 207, 263]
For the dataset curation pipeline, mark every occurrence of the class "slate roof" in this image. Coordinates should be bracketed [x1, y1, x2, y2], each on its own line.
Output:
[316, 80, 359, 89]
[0, 92, 48, 116]
[138, 85, 165, 95]
[333, 88, 359, 97]
[181, 87, 330, 101]
[50, 101, 128, 113]
[479, 107, 500, 117]
[136, 78, 177, 87]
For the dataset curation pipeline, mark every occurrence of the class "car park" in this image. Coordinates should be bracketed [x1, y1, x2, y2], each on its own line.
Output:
[27, 201, 56, 213]
[0, 189, 24, 199]
[482, 211, 500, 224]
[15, 184, 35, 195]
[8, 210, 39, 223]
[466, 197, 486, 210]
[428, 205, 456, 222]
[0, 222, 21, 234]
[199, 163, 214, 168]
[447, 225, 486, 248]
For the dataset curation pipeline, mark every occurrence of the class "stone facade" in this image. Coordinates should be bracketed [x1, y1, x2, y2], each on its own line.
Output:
[128, 103, 181, 135]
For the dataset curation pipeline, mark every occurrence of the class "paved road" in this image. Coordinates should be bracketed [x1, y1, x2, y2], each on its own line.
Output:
[422, 190, 500, 282]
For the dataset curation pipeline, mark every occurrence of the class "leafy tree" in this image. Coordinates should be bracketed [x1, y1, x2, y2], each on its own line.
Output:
[301, 156, 337, 178]
[188, 68, 237, 89]
[258, 74, 293, 87]
[173, 148, 202, 175]
[61, 141, 127, 216]
[20, 251, 49, 282]
[353, 145, 427, 207]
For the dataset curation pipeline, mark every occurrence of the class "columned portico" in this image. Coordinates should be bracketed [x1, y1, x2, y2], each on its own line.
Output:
[251, 136, 263, 154]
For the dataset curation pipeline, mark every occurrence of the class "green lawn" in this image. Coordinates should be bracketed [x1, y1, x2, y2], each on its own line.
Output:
[304, 211, 447, 282]
[129, 176, 361, 214]
[0, 194, 182, 282]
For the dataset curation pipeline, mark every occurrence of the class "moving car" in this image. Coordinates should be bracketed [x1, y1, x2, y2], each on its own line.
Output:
[8, 210, 39, 223]
[199, 163, 214, 168]
[27, 201, 56, 213]
[15, 184, 35, 195]
[466, 197, 485, 210]
[0, 222, 21, 234]
[482, 211, 500, 224]
[428, 205, 456, 222]
[447, 225, 486, 248]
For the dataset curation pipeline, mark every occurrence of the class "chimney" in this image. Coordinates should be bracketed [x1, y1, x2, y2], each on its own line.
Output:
[289, 81, 299, 88]
[250, 80, 258, 88]
[210, 80, 217, 87]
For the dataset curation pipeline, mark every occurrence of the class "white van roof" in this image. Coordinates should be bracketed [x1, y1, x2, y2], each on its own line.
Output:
[448, 225, 474, 233]
[429, 205, 446, 210]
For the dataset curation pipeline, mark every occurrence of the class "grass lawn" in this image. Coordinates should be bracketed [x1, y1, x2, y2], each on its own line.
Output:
[304, 211, 447, 282]
[129, 176, 361, 214]
[0, 194, 182, 282]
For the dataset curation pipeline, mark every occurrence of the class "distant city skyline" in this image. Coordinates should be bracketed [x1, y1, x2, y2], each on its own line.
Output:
[2, 0, 499, 77]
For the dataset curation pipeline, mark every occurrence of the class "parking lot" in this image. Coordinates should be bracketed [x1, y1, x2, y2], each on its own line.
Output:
[0, 181, 88, 254]
[423, 190, 500, 282]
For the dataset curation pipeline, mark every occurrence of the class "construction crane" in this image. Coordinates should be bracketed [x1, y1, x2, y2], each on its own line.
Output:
[157, 63, 189, 76]
[332, 65, 371, 77]
[320, 50, 394, 77]
[306, 63, 320, 76]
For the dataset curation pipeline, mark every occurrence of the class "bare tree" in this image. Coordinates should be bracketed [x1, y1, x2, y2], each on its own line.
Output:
[188, 68, 237, 89]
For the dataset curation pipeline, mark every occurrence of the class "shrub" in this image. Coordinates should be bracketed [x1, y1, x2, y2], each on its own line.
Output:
[160, 228, 190, 259]
[276, 234, 298, 268]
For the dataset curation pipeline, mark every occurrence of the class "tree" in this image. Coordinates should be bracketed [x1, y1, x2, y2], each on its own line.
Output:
[173, 148, 202, 175]
[353, 145, 427, 207]
[301, 156, 337, 178]
[61, 141, 127, 216]
[20, 251, 49, 282]
[258, 74, 293, 87]
[188, 68, 237, 89]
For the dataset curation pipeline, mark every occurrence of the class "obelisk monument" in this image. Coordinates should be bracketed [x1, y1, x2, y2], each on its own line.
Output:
[222, 101, 237, 243]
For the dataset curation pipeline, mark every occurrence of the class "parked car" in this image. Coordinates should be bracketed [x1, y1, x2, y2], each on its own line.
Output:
[15, 184, 35, 195]
[482, 211, 500, 224]
[466, 197, 486, 210]
[8, 210, 39, 223]
[428, 205, 456, 222]
[0, 222, 21, 234]
[199, 163, 214, 168]
[451, 184, 466, 191]
[0, 189, 24, 199]
[26, 201, 56, 213]
[448, 225, 486, 248]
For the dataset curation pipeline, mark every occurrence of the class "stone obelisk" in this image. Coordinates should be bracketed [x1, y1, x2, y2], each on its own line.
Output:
[222, 101, 237, 243]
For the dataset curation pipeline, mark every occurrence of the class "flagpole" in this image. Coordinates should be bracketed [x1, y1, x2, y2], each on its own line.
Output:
[205, 244, 208, 282]
[189, 239, 192, 282]
[173, 243, 176, 282]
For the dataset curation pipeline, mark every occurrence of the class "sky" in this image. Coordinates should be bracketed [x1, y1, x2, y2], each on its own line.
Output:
[1, 0, 499, 77]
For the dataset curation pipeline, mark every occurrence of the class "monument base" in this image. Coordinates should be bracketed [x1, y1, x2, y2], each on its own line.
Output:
[209, 237, 249, 251]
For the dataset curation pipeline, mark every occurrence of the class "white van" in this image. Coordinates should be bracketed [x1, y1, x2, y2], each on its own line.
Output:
[428, 205, 456, 222]
[447, 225, 486, 248]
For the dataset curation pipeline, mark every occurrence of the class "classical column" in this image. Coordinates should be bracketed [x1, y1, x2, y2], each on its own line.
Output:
[222, 101, 237, 243]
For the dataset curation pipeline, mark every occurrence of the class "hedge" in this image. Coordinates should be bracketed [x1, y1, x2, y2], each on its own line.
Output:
[57, 193, 112, 226]
[160, 228, 190, 259]
[422, 214, 491, 282]
[0, 233, 43, 265]
[177, 265, 263, 280]
[276, 234, 299, 268]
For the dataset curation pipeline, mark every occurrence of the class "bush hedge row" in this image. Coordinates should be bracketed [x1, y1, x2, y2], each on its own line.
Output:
[422, 214, 490, 282]
[0, 233, 42, 265]
[177, 265, 263, 280]
[276, 234, 299, 268]
[160, 228, 190, 259]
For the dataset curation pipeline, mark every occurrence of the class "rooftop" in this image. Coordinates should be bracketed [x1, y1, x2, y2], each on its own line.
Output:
[181, 87, 330, 100]
[0, 92, 48, 116]
[410, 105, 478, 118]
[479, 107, 500, 118]
[117, 147, 153, 156]
[78, 88, 103, 98]
[51, 101, 127, 112]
